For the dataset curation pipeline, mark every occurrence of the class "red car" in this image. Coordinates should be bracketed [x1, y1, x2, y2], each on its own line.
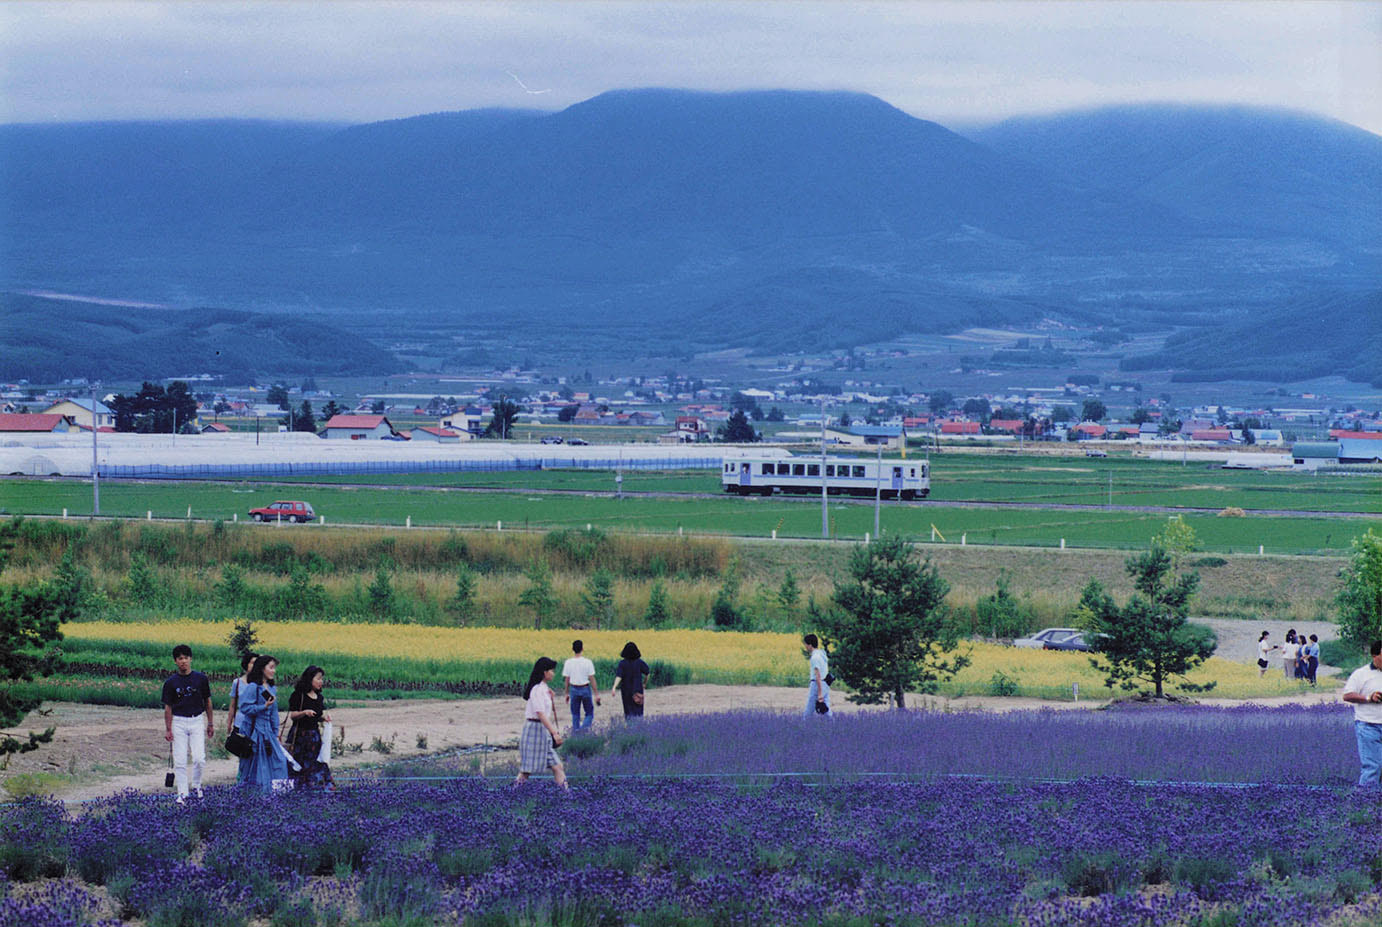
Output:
[248, 500, 316, 523]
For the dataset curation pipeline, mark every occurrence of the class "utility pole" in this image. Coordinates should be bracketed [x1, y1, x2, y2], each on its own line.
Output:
[91, 382, 100, 517]
[820, 397, 829, 539]
[873, 441, 882, 538]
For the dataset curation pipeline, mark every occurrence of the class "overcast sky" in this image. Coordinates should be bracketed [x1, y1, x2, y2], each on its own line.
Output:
[2, 1, 1379, 134]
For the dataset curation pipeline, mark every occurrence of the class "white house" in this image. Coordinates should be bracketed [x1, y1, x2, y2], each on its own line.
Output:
[322, 414, 398, 440]
[409, 426, 463, 444]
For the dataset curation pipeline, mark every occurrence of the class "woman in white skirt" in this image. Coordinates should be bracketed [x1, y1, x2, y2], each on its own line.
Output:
[516, 657, 568, 789]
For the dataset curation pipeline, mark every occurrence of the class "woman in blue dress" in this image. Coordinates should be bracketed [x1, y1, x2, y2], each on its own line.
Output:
[235, 654, 299, 791]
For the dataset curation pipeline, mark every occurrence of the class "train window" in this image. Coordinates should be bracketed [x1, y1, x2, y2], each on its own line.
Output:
[760, 463, 773, 475]
[909, 468, 916, 477]
[807, 465, 820, 477]
[825, 465, 835, 477]
[792, 464, 805, 476]
[852, 465, 865, 478]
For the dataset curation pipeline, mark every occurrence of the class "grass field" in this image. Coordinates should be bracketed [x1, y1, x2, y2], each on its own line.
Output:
[45, 620, 1318, 706]
[2, 475, 1378, 554]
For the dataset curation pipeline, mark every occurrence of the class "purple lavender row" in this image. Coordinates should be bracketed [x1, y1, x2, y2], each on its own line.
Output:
[5, 774, 1382, 926]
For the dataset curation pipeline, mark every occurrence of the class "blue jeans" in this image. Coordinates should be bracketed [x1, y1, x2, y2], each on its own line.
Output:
[569, 686, 594, 731]
[804, 680, 831, 719]
[1356, 721, 1382, 786]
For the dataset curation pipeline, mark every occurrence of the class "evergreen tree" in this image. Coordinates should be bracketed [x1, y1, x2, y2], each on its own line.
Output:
[644, 580, 670, 626]
[368, 562, 396, 618]
[518, 559, 558, 629]
[777, 569, 801, 613]
[581, 569, 616, 630]
[817, 536, 968, 708]
[717, 409, 760, 443]
[449, 563, 477, 626]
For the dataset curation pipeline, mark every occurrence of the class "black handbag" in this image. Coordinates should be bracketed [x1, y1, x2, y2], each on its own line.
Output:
[164, 743, 175, 788]
[225, 728, 253, 759]
[824, 672, 835, 686]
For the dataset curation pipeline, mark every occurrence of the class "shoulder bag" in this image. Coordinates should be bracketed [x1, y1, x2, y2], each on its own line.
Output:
[224, 727, 253, 759]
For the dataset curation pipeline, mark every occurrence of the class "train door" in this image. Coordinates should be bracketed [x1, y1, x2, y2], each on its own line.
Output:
[891, 466, 904, 493]
[739, 461, 752, 489]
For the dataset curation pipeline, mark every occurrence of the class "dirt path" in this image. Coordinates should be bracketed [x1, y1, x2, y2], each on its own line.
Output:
[1, 682, 1345, 805]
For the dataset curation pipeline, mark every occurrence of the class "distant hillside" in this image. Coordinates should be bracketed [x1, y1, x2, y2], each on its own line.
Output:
[2, 92, 1379, 374]
[0, 293, 397, 381]
[970, 104, 1382, 245]
[1119, 290, 1382, 387]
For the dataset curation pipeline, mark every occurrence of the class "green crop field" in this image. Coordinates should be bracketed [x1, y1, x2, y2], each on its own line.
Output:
[2, 473, 1377, 554]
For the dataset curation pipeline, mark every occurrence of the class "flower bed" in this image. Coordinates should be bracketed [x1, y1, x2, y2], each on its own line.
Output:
[5, 771, 1382, 926]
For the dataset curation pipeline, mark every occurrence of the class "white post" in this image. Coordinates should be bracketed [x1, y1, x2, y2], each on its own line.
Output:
[931, 525, 936, 542]
[147, 510, 152, 520]
[319, 515, 324, 526]
[1060, 538, 1066, 550]
[1259, 544, 1264, 556]
[233, 513, 238, 523]
[865, 532, 870, 544]
[678, 526, 683, 537]
[587, 523, 592, 531]
[1073, 683, 1079, 702]
[497, 521, 502, 531]
[406, 516, 412, 529]
[771, 529, 777, 540]
[187, 506, 192, 519]
[62, 508, 67, 518]
[961, 533, 966, 546]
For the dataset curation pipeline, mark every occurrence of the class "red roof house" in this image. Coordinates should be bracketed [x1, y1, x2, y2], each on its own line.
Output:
[987, 419, 1024, 433]
[940, 420, 981, 435]
[0, 413, 73, 433]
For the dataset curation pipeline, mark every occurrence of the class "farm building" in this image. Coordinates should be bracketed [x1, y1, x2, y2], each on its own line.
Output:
[1339, 439, 1382, 465]
[322, 414, 400, 440]
[410, 426, 463, 444]
[825, 424, 905, 450]
[0, 413, 74, 433]
[42, 398, 114, 429]
[1292, 442, 1339, 470]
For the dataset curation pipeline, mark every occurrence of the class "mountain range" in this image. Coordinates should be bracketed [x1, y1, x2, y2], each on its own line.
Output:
[1, 90, 1379, 383]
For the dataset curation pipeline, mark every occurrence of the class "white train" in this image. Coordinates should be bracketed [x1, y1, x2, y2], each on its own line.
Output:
[721, 456, 930, 499]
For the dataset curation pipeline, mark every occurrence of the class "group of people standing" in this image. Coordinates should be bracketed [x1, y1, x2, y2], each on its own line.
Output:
[161, 645, 335, 802]
[517, 640, 650, 788]
[1256, 629, 1320, 686]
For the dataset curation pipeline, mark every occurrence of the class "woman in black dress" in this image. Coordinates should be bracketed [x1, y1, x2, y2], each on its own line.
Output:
[285, 664, 334, 789]
[611, 641, 650, 719]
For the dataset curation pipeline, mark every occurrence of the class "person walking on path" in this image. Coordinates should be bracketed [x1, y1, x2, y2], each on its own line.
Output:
[516, 657, 567, 789]
[612, 641, 650, 720]
[161, 644, 214, 803]
[1257, 631, 1276, 677]
[1342, 641, 1382, 787]
[1304, 634, 1321, 687]
[285, 665, 335, 790]
[236, 654, 299, 792]
[803, 633, 831, 718]
[227, 651, 257, 724]
[562, 640, 601, 733]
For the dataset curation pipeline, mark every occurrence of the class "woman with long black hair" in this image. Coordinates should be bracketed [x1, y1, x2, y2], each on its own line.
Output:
[516, 656, 567, 789]
[612, 641, 650, 720]
[235, 654, 300, 792]
[286, 664, 335, 789]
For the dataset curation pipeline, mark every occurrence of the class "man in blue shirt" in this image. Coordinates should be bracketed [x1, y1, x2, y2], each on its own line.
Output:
[161, 644, 214, 803]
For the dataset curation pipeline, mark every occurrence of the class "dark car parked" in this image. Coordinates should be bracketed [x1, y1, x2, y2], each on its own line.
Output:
[1043, 632, 1105, 652]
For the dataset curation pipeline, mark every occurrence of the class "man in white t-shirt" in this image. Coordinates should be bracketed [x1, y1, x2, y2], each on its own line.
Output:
[562, 639, 601, 732]
[803, 633, 831, 719]
[1342, 640, 1382, 786]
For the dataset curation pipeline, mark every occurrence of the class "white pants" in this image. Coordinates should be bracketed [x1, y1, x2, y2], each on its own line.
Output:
[171, 713, 206, 797]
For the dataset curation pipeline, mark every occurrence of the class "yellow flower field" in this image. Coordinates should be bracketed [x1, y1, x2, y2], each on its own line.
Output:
[66, 620, 1320, 699]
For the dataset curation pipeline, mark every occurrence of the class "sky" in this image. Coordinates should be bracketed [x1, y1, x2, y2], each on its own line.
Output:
[1, 0, 1379, 134]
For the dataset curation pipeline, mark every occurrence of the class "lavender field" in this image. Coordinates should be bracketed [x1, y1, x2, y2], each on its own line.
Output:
[3, 707, 1379, 927]
[559, 705, 1360, 786]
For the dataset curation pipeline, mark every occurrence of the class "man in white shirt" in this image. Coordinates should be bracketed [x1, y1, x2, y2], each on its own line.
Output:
[1341, 641, 1382, 786]
[803, 633, 831, 719]
[562, 639, 600, 732]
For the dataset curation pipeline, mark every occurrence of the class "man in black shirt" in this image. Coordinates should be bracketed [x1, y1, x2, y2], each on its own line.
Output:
[161, 644, 214, 802]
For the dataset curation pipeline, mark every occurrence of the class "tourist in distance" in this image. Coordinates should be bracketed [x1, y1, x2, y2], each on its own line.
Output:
[562, 639, 601, 733]
[1256, 631, 1275, 677]
[285, 664, 335, 789]
[803, 633, 831, 718]
[236, 654, 300, 792]
[516, 657, 567, 789]
[1304, 634, 1321, 687]
[1281, 630, 1299, 681]
[612, 641, 650, 720]
[1342, 642, 1382, 786]
[161, 644, 214, 803]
